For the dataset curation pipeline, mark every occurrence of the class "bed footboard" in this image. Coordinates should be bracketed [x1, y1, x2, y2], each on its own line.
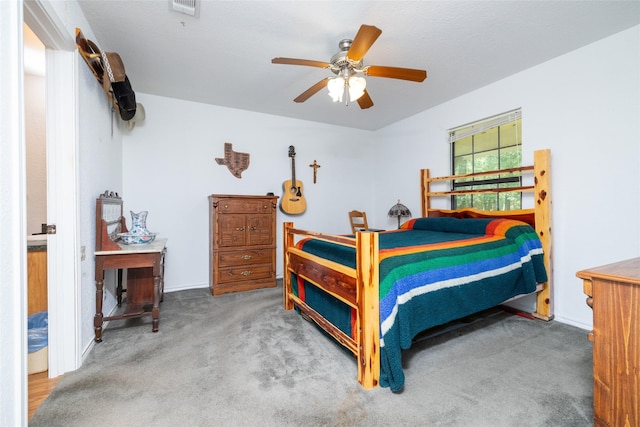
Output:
[283, 222, 380, 389]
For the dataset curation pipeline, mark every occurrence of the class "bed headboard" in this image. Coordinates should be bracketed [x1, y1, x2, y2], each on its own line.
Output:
[420, 148, 552, 319]
[95, 190, 127, 251]
[421, 207, 536, 228]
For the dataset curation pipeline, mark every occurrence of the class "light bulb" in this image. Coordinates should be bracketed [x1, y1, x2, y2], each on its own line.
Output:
[348, 76, 366, 102]
[327, 77, 345, 102]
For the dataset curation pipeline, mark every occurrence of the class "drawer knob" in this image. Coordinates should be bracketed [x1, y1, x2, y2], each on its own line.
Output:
[242, 254, 252, 260]
[241, 271, 251, 276]
[250, 226, 257, 231]
[236, 227, 245, 231]
[224, 204, 228, 209]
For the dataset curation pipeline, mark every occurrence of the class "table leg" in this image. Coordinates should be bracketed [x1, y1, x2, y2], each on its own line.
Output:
[152, 274, 161, 332]
[94, 278, 104, 342]
[116, 268, 124, 307]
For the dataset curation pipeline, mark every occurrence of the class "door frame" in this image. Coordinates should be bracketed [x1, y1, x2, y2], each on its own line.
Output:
[24, 0, 80, 377]
[0, 1, 29, 424]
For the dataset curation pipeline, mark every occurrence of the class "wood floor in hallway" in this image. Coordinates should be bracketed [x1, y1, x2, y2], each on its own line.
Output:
[28, 371, 60, 420]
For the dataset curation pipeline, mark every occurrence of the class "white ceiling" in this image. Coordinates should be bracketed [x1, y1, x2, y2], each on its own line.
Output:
[76, 1, 640, 131]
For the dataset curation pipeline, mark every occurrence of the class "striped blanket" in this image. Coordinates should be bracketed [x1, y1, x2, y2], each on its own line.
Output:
[295, 217, 547, 392]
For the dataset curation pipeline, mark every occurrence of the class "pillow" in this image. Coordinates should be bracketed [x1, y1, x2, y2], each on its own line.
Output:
[401, 217, 535, 238]
[401, 217, 494, 234]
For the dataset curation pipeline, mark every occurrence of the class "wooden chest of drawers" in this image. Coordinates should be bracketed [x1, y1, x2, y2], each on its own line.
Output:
[577, 258, 640, 427]
[209, 194, 278, 295]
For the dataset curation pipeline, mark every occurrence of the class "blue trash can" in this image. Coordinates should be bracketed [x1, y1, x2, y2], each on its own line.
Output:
[28, 311, 48, 374]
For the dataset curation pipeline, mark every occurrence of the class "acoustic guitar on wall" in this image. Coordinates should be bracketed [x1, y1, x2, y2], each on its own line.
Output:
[280, 145, 307, 215]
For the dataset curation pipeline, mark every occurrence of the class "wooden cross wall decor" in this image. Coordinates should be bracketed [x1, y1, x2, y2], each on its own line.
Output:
[309, 160, 321, 184]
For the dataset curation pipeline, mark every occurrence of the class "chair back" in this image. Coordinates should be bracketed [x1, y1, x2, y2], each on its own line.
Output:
[348, 210, 369, 234]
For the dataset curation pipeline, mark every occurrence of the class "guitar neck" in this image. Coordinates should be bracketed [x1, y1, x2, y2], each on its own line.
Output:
[291, 157, 296, 186]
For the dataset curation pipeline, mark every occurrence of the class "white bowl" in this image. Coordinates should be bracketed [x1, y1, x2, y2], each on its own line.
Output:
[117, 232, 157, 245]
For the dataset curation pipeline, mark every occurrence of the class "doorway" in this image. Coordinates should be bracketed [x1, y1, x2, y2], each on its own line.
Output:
[24, 0, 80, 378]
[24, 22, 51, 400]
[0, 1, 79, 423]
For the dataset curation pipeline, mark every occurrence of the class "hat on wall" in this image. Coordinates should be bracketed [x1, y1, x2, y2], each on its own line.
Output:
[127, 103, 146, 130]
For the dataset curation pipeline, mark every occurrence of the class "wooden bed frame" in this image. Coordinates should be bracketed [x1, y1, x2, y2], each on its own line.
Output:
[282, 149, 552, 389]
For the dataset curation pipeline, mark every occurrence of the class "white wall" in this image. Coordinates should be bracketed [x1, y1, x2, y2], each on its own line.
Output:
[122, 95, 376, 291]
[39, 1, 125, 355]
[373, 25, 640, 329]
[77, 58, 125, 352]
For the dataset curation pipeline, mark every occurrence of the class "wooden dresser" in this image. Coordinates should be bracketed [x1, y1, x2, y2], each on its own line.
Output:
[209, 194, 278, 295]
[577, 257, 640, 427]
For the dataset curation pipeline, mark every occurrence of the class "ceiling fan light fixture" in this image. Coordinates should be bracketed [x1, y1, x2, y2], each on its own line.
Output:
[273, 25, 426, 108]
[348, 76, 366, 102]
[327, 75, 366, 103]
[327, 77, 345, 102]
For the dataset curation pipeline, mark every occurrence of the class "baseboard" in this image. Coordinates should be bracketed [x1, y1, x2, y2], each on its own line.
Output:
[551, 315, 592, 331]
[165, 278, 283, 294]
[164, 283, 208, 293]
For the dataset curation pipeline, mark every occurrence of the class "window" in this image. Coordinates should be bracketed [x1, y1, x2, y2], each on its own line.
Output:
[449, 109, 522, 211]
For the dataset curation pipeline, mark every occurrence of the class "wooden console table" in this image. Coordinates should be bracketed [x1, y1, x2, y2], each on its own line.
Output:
[94, 238, 167, 342]
[577, 257, 640, 427]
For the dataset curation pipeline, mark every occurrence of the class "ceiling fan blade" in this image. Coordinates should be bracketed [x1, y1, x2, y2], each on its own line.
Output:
[357, 90, 374, 109]
[365, 65, 427, 82]
[346, 25, 382, 62]
[293, 78, 330, 103]
[272, 57, 331, 69]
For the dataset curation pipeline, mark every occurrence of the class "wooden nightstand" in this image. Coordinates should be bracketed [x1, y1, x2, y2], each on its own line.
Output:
[577, 258, 640, 427]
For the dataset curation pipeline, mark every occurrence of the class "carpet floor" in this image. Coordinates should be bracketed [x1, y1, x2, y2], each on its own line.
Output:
[30, 285, 593, 426]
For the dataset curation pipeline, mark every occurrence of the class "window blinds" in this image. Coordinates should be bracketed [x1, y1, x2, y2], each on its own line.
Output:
[448, 109, 521, 143]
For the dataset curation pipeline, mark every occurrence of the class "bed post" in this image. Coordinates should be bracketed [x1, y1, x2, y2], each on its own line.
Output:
[533, 149, 553, 320]
[421, 168, 431, 217]
[356, 231, 380, 389]
[283, 222, 294, 310]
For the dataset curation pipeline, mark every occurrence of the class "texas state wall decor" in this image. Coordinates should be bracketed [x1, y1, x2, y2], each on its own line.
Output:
[215, 142, 250, 178]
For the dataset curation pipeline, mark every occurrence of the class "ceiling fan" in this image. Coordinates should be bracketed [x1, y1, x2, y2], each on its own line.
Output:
[271, 24, 427, 109]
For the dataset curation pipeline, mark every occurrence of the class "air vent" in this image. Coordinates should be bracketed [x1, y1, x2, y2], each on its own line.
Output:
[169, 0, 200, 17]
